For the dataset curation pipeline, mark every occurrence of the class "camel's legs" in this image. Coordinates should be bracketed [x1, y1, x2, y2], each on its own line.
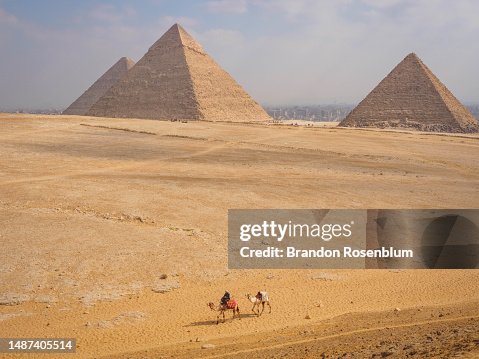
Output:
[259, 302, 266, 316]
[237, 306, 241, 319]
[222, 311, 226, 323]
[216, 313, 220, 324]
[267, 301, 272, 313]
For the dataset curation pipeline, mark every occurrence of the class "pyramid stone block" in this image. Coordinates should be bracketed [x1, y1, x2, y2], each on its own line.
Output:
[340, 53, 478, 133]
[63, 57, 135, 116]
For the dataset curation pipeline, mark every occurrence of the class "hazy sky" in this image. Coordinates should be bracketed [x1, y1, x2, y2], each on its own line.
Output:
[0, 0, 478, 110]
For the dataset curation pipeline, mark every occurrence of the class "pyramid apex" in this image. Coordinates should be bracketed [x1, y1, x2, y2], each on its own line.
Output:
[115, 56, 135, 70]
[167, 23, 181, 31]
[119, 56, 134, 63]
[404, 52, 421, 61]
[149, 23, 204, 53]
[164, 23, 189, 38]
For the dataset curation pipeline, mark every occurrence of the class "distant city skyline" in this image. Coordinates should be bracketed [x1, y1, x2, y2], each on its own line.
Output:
[0, 0, 478, 110]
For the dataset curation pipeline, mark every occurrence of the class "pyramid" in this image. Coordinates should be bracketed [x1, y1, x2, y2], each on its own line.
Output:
[340, 53, 478, 133]
[87, 24, 271, 122]
[63, 57, 135, 115]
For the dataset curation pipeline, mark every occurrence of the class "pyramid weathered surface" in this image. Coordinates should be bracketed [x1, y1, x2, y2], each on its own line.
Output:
[63, 57, 135, 116]
[87, 24, 271, 122]
[340, 53, 478, 133]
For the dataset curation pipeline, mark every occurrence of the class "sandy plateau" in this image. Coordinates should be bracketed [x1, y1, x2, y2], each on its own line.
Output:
[0, 113, 478, 358]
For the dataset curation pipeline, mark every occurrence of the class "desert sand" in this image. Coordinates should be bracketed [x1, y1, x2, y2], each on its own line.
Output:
[0, 113, 478, 358]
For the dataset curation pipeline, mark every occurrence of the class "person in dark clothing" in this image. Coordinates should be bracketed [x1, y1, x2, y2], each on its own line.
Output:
[220, 291, 230, 306]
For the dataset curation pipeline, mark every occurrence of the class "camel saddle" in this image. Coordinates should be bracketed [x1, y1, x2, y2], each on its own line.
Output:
[226, 299, 237, 309]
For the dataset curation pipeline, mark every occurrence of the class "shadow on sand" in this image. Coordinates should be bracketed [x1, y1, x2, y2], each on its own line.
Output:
[186, 313, 258, 327]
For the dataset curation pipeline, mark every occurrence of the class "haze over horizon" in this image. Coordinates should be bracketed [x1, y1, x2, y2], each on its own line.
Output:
[0, 0, 478, 110]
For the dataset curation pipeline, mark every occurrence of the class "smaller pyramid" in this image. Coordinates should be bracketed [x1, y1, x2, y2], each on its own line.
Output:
[63, 57, 135, 115]
[340, 53, 478, 133]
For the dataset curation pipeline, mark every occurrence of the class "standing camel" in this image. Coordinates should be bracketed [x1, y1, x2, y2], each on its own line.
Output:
[207, 299, 240, 324]
[246, 291, 271, 316]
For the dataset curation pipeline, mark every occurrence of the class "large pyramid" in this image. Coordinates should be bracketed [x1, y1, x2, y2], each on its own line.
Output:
[340, 53, 478, 133]
[87, 24, 270, 122]
[63, 57, 135, 115]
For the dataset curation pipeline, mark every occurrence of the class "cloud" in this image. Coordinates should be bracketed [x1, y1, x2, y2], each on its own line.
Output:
[159, 15, 197, 28]
[87, 4, 137, 24]
[199, 28, 247, 69]
[0, 6, 18, 25]
[361, 0, 404, 8]
[251, 0, 351, 21]
[197, 0, 479, 105]
[0, 6, 167, 110]
[206, 0, 248, 14]
[201, 28, 245, 45]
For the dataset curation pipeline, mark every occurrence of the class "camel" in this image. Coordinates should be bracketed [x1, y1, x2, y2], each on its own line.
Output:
[246, 291, 271, 316]
[207, 300, 240, 324]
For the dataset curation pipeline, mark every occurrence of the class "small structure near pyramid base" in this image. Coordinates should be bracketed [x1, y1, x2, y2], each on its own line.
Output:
[340, 53, 478, 133]
[63, 57, 135, 116]
[88, 24, 270, 122]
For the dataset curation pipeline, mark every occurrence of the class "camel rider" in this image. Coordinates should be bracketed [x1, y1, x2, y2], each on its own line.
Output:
[220, 291, 230, 306]
[256, 291, 262, 301]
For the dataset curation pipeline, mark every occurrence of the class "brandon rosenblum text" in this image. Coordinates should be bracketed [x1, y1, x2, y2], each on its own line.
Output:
[240, 246, 414, 258]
